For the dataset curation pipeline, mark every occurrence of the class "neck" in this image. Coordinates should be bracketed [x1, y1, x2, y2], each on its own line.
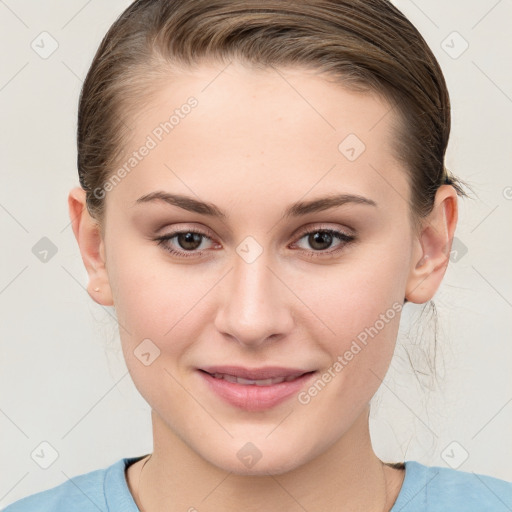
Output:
[132, 406, 403, 512]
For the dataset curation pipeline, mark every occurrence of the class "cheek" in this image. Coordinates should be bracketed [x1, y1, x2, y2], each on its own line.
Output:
[110, 255, 212, 415]
[108, 253, 233, 408]
[107, 237, 209, 334]
[308, 253, 405, 341]
[307, 252, 406, 393]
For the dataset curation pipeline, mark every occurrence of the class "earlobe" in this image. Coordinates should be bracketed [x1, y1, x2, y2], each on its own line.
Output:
[405, 185, 458, 304]
[68, 186, 114, 306]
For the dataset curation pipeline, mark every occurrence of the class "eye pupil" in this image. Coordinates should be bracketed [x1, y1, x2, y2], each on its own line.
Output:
[309, 231, 333, 250]
[178, 232, 202, 250]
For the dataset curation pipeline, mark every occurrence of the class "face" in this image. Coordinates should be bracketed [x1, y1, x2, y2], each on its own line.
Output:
[101, 62, 418, 475]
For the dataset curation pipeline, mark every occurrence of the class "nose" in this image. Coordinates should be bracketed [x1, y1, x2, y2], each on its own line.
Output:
[213, 250, 295, 348]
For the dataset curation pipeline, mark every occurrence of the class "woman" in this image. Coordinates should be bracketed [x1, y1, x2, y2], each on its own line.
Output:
[4, 0, 511, 510]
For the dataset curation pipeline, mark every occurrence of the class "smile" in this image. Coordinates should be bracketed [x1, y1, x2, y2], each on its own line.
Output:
[197, 366, 316, 411]
[208, 372, 303, 386]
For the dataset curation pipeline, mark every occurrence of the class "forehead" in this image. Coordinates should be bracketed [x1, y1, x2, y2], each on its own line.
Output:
[108, 62, 409, 216]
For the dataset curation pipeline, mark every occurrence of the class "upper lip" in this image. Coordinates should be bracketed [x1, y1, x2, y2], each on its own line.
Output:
[199, 366, 312, 380]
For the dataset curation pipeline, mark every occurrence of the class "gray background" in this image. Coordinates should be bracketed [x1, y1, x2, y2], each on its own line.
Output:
[1, 0, 511, 507]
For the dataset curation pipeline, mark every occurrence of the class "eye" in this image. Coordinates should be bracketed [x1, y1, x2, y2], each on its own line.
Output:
[154, 229, 218, 258]
[153, 225, 355, 259]
[291, 227, 355, 258]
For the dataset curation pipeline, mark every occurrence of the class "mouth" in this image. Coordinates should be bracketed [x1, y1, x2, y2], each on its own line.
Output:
[200, 366, 309, 385]
[197, 366, 316, 411]
[206, 372, 303, 386]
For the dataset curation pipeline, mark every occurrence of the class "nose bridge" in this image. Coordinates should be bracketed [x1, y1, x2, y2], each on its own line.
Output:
[214, 247, 293, 346]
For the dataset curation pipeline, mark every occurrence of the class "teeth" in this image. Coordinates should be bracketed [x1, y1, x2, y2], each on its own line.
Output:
[211, 373, 301, 386]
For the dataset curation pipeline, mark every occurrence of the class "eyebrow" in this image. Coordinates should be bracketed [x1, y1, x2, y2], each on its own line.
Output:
[134, 191, 377, 218]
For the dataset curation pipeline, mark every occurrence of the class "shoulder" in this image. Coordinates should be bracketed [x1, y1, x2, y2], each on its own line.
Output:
[1, 466, 108, 512]
[1, 457, 142, 512]
[392, 460, 512, 512]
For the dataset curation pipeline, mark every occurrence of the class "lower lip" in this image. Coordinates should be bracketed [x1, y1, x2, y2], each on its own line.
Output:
[198, 370, 316, 411]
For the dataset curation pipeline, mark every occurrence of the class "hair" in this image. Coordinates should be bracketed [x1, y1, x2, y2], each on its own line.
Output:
[78, 0, 469, 231]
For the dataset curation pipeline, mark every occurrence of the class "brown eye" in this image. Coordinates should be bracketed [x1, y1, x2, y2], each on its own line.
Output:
[308, 231, 335, 251]
[154, 229, 216, 258]
[176, 232, 203, 251]
[293, 228, 355, 258]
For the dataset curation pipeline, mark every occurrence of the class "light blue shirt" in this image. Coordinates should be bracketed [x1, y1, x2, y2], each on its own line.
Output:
[3, 456, 512, 511]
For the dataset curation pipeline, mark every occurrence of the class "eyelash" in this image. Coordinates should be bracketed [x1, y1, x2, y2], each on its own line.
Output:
[153, 226, 356, 260]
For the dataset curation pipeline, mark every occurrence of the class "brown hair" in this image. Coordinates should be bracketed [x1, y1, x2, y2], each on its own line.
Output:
[78, 0, 468, 229]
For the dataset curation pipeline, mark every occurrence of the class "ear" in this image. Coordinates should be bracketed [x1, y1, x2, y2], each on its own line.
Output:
[68, 186, 113, 306]
[405, 184, 458, 304]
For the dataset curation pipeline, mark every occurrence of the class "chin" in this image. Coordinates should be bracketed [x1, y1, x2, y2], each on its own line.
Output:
[221, 456, 305, 477]
[199, 438, 312, 477]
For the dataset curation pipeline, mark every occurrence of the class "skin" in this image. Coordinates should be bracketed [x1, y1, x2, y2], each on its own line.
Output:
[69, 61, 458, 511]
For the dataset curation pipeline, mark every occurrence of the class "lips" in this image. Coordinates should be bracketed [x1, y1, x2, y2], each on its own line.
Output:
[209, 373, 300, 386]
[200, 365, 309, 382]
[197, 365, 316, 411]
